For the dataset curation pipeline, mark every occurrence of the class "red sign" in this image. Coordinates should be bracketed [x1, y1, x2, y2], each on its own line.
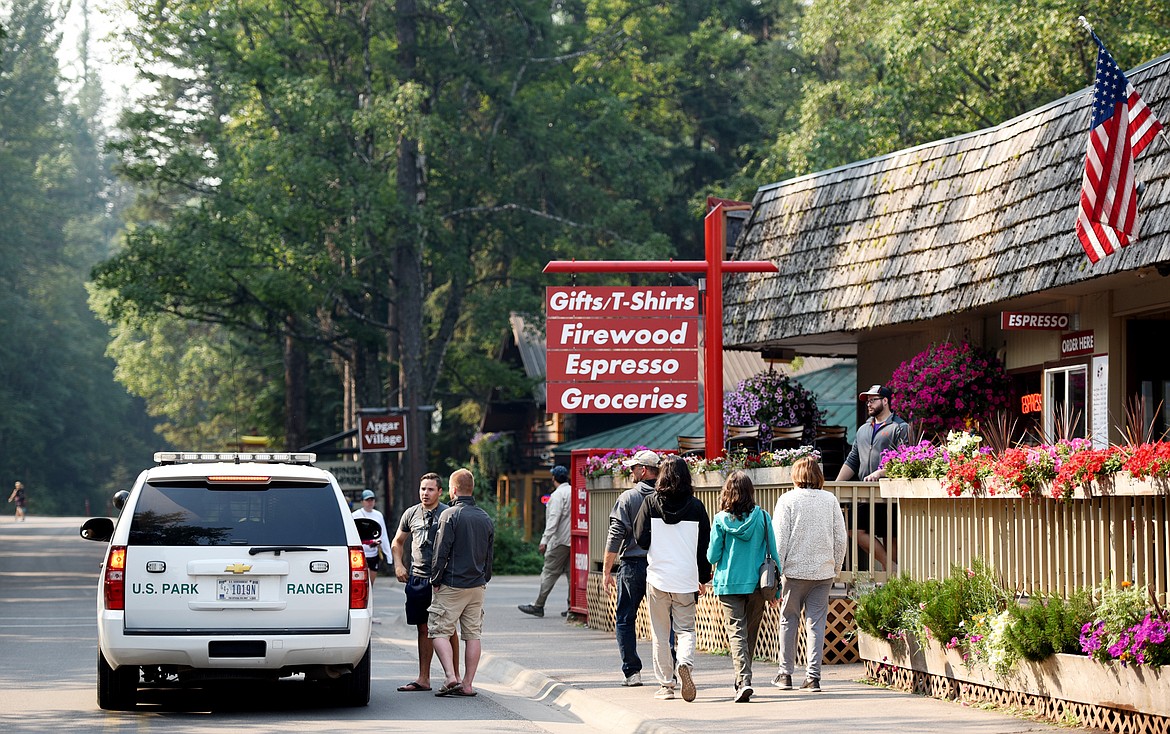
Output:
[546, 317, 698, 350]
[1000, 312, 1071, 330]
[358, 414, 407, 453]
[546, 349, 699, 383]
[546, 383, 699, 414]
[546, 286, 700, 414]
[546, 286, 699, 317]
[1061, 330, 1096, 358]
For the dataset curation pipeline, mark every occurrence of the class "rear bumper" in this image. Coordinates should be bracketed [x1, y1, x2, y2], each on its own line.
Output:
[98, 610, 372, 670]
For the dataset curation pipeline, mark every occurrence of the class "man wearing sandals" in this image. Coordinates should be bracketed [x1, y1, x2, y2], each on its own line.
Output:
[391, 472, 459, 692]
[429, 468, 494, 698]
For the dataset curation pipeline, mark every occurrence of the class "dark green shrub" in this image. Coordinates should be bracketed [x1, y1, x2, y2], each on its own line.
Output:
[920, 559, 1009, 645]
[1005, 589, 1094, 661]
[854, 574, 932, 638]
[482, 499, 544, 574]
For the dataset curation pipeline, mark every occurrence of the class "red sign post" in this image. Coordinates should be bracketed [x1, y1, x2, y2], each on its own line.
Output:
[544, 203, 777, 459]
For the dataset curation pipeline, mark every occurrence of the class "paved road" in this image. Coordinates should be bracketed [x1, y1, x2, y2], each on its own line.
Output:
[0, 517, 598, 734]
[0, 517, 1077, 733]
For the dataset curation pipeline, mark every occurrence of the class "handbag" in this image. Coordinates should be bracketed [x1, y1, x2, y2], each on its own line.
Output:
[759, 555, 779, 592]
[759, 509, 780, 592]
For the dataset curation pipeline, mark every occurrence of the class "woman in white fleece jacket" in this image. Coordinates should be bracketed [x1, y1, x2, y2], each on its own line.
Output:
[771, 457, 846, 691]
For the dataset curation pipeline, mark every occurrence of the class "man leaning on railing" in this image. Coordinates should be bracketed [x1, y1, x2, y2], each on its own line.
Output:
[835, 384, 910, 574]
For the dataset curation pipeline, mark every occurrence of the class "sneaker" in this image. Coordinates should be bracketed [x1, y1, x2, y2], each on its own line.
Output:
[677, 663, 696, 702]
[517, 604, 544, 617]
[772, 673, 792, 690]
[801, 677, 821, 692]
[622, 672, 643, 687]
[653, 686, 675, 700]
[734, 685, 754, 703]
[561, 610, 569, 617]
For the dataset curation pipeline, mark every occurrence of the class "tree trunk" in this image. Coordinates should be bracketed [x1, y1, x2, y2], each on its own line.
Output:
[393, 0, 430, 523]
[283, 318, 308, 451]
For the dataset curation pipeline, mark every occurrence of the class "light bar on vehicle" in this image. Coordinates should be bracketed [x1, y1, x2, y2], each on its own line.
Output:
[153, 452, 317, 465]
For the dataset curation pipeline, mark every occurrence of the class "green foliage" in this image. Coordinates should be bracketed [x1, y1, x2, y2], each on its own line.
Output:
[1005, 590, 1094, 662]
[920, 559, 1010, 646]
[0, 0, 158, 512]
[481, 500, 544, 575]
[854, 573, 934, 639]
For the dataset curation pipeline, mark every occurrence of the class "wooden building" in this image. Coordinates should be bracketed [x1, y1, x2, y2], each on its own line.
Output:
[723, 51, 1170, 445]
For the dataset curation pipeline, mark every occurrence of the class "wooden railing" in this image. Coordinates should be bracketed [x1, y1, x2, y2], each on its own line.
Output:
[587, 474, 893, 585]
[894, 487, 1170, 603]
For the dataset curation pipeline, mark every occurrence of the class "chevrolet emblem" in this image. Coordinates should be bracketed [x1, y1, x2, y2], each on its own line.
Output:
[224, 563, 252, 574]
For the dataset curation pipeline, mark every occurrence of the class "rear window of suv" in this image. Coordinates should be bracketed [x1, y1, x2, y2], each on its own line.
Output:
[128, 482, 347, 547]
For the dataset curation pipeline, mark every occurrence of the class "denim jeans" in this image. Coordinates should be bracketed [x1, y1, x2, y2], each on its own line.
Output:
[615, 557, 647, 678]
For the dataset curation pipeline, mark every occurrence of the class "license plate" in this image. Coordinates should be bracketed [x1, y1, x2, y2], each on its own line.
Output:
[217, 578, 259, 601]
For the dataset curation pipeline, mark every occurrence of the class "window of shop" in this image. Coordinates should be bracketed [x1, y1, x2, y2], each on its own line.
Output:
[1043, 365, 1088, 440]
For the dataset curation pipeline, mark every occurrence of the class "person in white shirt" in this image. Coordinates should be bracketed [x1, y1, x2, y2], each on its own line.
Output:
[519, 465, 573, 617]
[352, 489, 392, 586]
[772, 457, 846, 692]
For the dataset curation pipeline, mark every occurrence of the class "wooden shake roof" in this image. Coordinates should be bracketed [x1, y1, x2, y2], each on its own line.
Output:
[723, 51, 1170, 354]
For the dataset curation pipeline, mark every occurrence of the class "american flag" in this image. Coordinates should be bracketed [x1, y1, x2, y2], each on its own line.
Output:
[1076, 32, 1163, 263]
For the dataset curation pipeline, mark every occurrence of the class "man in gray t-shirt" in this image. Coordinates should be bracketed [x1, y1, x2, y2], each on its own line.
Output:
[391, 472, 458, 692]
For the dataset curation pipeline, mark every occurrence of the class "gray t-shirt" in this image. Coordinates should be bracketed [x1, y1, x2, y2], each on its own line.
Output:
[844, 415, 911, 477]
[397, 502, 449, 577]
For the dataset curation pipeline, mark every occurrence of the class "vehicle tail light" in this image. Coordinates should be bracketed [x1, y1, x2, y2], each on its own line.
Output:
[105, 546, 127, 611]
[349, 547, 369, 609]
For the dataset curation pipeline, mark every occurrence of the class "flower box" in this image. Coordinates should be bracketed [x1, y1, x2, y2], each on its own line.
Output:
[589, 466, 793, 492]
[858, 631, 1170, 718]
[879, 474, 1170, 499]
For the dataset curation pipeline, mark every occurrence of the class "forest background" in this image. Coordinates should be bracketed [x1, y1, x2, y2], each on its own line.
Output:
[2, 0, 1168, 520]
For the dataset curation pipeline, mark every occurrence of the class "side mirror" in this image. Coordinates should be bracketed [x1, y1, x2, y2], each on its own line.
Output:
[354, 518, 382, 543]
[112, 490, 130, 512]
[80, 517, 115, 543]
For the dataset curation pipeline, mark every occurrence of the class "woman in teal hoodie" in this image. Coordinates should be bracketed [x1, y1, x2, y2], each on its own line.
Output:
[706, 471, 780, 703]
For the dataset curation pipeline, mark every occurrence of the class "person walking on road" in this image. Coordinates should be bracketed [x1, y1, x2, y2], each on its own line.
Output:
[773, 457, 847, 692]
[601, 449, 661, 688]
[391, 472, 459, 692]
[634, 455, 711, 703]
[7, 482, 26, 522]
[429, 468, 494, 698]
[519, 465, 573, 618]
[707, 470, 780, 703]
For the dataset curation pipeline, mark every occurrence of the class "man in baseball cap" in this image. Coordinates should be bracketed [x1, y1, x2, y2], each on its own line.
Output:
[837, 383, 910, 574]
[603, 449, 663, 687]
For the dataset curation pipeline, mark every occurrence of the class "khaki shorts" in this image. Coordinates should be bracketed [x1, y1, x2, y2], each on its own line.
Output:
[427, 584, 486, 640]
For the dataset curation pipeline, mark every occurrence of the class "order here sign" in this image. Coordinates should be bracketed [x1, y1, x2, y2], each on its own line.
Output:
[546, 286, 700, 413]
[358, 414, 407, 453]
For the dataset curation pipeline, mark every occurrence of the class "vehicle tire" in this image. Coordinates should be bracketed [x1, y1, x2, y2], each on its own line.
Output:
[98, 651, 138, 711]
[342, 644, 371, 706]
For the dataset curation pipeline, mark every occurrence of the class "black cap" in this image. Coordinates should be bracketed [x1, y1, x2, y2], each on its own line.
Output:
[551, 465, 570, 482]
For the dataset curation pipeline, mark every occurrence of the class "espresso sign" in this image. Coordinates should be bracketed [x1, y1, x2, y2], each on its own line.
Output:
[546, 286, 700, 414]
[1000, 312, 1071, 330]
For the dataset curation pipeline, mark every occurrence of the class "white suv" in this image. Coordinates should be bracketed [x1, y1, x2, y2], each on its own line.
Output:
[81, 452, 377, 710]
